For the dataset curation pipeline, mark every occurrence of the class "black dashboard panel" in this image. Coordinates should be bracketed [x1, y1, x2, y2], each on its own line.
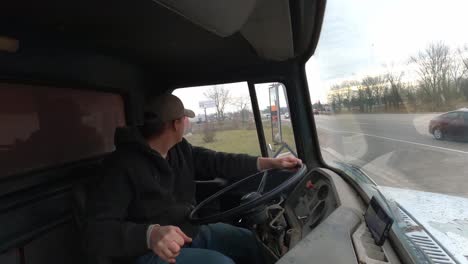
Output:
[285, 169, 339, 237]
[278, 207, 362, 264]
[277, 168, 393, 264]
[259, 168, 402, 264]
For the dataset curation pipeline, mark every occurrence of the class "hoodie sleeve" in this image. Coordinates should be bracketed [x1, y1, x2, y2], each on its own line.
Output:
[86, 159, 149, 258]
[190, 144, 259, 181]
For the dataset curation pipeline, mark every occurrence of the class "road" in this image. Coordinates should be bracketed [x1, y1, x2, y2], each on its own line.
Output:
[311, 114, 468, 198]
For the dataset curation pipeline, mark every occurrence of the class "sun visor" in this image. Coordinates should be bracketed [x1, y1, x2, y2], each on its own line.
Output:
[153, 0, 257, 37]
[240, 0, 295, 61]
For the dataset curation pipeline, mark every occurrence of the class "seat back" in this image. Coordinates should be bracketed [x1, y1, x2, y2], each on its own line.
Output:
[72, 181, 89, 233]
[71, 164, 116, 264]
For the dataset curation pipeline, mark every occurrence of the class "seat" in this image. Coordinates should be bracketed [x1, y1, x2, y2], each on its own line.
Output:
[73, 169, 229, 263]
[72, 180, 88, 234]
[71, 165, 116, 264]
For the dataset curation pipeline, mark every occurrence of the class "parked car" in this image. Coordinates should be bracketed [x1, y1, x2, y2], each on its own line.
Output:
[313, 108, 319, 115]
[429, 108, 468, 140]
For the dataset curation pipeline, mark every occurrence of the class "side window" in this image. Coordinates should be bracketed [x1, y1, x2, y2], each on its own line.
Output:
[254, 82, 297, 157]
[444, 112, 459, 119]
[0, 83, 126, 177]
[173, 82, 261, 156]
[464, 112, 468, 123]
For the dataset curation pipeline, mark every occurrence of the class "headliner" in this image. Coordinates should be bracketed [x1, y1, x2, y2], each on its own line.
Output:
[0, 0, 325, 84]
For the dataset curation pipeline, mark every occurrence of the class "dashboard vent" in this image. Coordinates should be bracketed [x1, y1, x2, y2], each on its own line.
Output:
[352, 223, 391, 264]
[398, 208, 456, 264]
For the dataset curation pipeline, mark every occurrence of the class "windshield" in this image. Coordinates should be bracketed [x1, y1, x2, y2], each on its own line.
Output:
[307, 1, 468, 261]
[307, 0, 468, 199]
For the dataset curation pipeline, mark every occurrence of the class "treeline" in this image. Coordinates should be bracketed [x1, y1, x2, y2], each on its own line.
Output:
[329, 42, 468, 113]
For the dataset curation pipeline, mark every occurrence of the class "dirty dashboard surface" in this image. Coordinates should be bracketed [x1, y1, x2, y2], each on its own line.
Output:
[256, 168, 401, 264]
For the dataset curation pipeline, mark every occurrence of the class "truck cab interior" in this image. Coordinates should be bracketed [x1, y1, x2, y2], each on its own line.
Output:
[1, 1, 417, 264]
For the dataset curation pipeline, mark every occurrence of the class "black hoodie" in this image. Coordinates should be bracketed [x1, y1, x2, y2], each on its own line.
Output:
[86, 127, 258, 258]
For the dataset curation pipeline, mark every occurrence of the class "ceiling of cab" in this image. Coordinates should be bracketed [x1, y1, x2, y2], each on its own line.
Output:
[0, 0, 324, 79]
[154, 0, 295, 61]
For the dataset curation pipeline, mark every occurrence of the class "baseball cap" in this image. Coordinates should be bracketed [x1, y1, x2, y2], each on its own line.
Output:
[144, 94, 195, 122]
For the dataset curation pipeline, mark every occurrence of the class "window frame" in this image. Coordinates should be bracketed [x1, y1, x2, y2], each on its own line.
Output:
[248, 81, 269, 157]
[250, 81, 298, 158]
[171, 80, 301, 158]
[172, 82, 265, 156]
[443, 112, 460, 120]
[0, 80, 131, 194]
[169, 74, 314, 169]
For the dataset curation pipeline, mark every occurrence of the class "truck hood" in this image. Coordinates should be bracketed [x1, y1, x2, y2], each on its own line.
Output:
[379, 186, 468, 264]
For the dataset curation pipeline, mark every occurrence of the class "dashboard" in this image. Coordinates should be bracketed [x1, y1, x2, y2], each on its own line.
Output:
[256, 168, 402, 264]
[285, 169, 338, 237]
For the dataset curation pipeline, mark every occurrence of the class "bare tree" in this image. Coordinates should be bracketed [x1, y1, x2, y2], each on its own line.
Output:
[385, 68, 404, 110]
[329, 84, 349, 112]
[449, 52, 468, 96]
[374, 76, 386, 105]
[330, 84, 343, 112]
[203, 85, 231, 121]
[233, 96, 250, 123]
[409, 42, 451, 109]
[452, 46, 468, 98]
[405, 84, 418, 111]
[459, 45, 468, 70]
[459, 46, 468, 99]
[362, 76, 384, 112]
[233, 96, 249, 112]
[343, 86, 352, 112]
[357, 87, 365, 112]
[335, 92, 343, 113]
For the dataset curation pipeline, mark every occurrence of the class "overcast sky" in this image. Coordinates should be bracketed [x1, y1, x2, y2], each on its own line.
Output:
[306, 0, 468, 103]
[175, 0, 468, 111]
[173, 82, 289, 118]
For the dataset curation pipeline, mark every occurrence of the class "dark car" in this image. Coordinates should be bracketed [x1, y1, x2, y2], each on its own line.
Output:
[429, 108, 468, 140]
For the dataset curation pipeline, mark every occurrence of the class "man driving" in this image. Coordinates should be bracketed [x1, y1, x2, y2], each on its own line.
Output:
[87, 94, 302, 264]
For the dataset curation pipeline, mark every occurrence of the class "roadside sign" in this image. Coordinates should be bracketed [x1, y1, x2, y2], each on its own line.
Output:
[199, 100, 216, 109]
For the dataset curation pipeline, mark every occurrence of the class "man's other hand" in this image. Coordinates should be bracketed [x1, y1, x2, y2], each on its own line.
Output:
[149, 225, 192, 263]
[258, 156, 302, 170]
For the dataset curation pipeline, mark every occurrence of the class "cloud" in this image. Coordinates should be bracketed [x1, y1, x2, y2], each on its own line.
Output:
[306, 0, 468, 103]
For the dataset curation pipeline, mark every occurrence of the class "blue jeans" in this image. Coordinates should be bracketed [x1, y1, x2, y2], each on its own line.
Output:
[136, 223, 263, 264]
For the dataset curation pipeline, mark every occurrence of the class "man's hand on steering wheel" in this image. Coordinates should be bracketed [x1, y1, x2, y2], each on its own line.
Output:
[258, 156, 302, 170]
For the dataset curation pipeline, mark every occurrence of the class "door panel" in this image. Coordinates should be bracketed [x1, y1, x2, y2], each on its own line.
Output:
[0, 249, 18, 264]
[462, 113, 468, 139]
[448, 113, 464, 138]
[24, 223, 81, 264]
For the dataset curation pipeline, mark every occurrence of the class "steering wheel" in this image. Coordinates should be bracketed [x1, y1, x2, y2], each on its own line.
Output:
[189, 164, 307, 224]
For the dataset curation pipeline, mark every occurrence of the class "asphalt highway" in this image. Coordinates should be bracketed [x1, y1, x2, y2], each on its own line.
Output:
[312, 114, 468, 198]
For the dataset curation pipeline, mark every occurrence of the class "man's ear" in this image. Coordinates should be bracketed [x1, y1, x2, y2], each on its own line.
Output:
[170, 120, 178, 131]
[172, 118, 183, 131]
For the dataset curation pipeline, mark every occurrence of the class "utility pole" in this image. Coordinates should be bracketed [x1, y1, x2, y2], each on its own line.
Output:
[204, 107, 207, 122]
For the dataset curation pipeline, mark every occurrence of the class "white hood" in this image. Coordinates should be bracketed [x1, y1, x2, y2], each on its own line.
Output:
[379, 186, 468, 264]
